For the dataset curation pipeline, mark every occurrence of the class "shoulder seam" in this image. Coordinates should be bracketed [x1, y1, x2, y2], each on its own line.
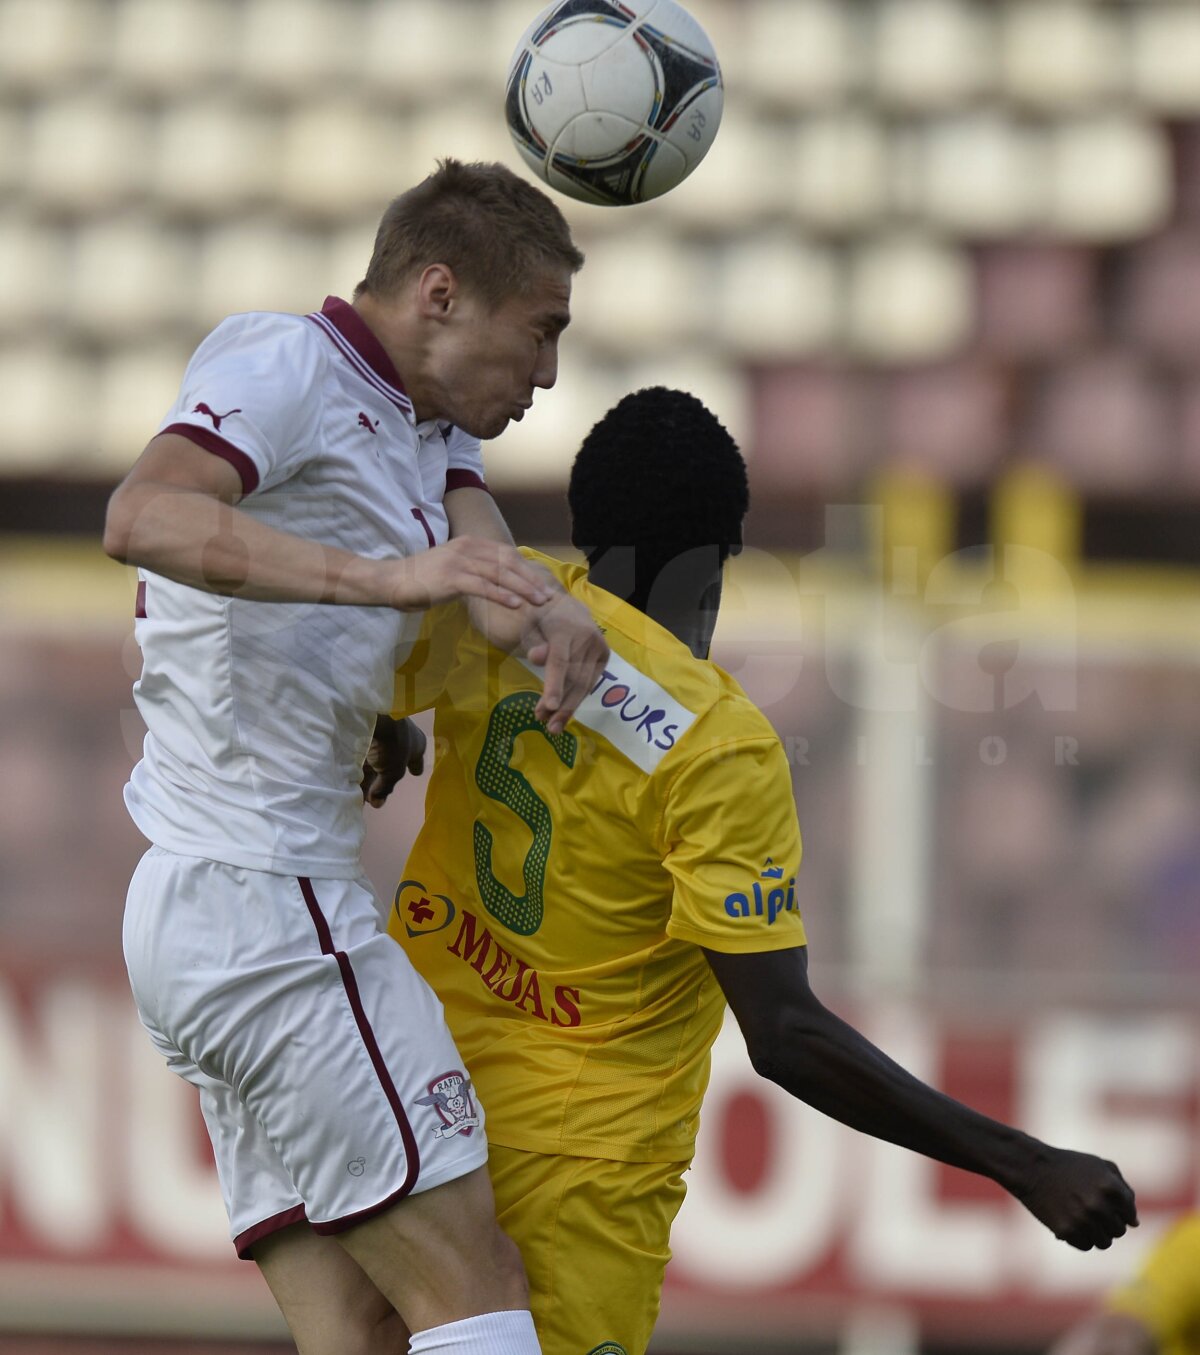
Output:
[651, 730, 783, 850]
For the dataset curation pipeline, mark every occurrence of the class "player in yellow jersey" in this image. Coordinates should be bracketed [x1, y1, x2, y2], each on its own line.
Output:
[378, 388, 1139, 1355]
[1049, 1213, 1200, 1355]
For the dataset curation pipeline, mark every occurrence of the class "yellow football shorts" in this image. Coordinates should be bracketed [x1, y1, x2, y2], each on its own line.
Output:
[488, 1144, 691, 1355]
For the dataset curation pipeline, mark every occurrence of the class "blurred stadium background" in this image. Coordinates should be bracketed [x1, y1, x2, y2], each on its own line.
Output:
[1, 0, 1199, 1351]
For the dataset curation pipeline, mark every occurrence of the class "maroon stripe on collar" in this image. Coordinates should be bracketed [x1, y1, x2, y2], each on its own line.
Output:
[161, 422, 260, 495]
[318, 296, 408, 398]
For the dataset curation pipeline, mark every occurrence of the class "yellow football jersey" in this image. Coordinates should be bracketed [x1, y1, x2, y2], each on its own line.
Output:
[1107, 1213, 1200, 1355]
[389, 551, 805, 1163]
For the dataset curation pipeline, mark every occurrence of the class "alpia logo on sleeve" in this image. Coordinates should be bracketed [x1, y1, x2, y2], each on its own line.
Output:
[725, 857, 798, 925]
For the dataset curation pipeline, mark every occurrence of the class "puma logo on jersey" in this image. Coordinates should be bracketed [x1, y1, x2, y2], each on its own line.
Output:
[358, 412, 379, 435]
[192, 402, 241, 430]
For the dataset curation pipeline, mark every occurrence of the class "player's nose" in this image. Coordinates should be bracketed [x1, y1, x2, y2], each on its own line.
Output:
[532, 338, 559, 390]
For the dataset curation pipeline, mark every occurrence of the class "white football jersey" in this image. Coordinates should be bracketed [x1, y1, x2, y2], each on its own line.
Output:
[125, 297, 487, 878]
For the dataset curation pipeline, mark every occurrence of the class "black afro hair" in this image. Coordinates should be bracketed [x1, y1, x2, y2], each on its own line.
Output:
[567, 387, 748, 561]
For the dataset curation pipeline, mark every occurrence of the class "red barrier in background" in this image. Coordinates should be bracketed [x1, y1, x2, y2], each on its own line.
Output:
[0, 963, 1193, 1347]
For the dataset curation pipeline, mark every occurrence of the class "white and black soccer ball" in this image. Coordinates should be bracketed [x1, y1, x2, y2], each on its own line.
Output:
[505, 0, 723, 206]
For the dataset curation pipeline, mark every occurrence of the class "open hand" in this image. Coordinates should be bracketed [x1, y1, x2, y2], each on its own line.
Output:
[388, 536, 554, 612]
[521, 591, 609, 735]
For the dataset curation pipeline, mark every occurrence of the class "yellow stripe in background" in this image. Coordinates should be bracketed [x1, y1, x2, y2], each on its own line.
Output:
[3, 534, 1200, 658]
[0, 537, 136, 625]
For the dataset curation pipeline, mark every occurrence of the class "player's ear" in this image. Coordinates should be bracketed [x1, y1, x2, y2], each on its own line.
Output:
[416, 263, 458, 319]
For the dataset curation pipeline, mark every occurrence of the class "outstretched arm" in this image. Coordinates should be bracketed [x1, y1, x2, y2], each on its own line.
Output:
[703, 944, 1138, 1251]
[105, 435, 553, 612]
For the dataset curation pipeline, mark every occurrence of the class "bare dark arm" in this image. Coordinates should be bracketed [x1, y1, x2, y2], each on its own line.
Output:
[704, 944, 1138, 1251]
[104, 434, 554, 611]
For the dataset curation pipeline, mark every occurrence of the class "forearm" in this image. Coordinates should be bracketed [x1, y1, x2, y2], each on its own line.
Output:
[445, 485, 528, 645]
[109, 482, 397, 605]
[761, 1002, 1040, 1190]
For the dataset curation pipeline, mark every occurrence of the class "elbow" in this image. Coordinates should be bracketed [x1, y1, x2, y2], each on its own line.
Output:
[103, 488, 133, 564]
[748, 1041, 789, 1088]
[743, 1004, 830, 1092]
[744, 1016, 800, 1088]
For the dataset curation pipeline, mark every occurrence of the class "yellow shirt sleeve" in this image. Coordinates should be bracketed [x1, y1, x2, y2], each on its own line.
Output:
[659, 730, 806, 953]
[390, 600, 469, 718]
[1107, 1213, 1200, 1353]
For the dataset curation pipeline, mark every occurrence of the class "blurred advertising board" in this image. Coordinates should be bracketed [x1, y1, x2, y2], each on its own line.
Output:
[0, 961, 1193, 1345]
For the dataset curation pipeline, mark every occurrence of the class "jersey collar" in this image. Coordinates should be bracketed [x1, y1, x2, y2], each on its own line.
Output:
[308, 296, 414, 417]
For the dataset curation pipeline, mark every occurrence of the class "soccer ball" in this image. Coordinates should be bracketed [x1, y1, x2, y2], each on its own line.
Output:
[505, 0, 723, 207]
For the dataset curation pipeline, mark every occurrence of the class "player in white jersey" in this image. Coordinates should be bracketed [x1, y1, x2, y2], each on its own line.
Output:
[105, 160, 607, 1355]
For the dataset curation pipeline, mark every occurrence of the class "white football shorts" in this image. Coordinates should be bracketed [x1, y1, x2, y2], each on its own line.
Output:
[123, 846, 489, 1258]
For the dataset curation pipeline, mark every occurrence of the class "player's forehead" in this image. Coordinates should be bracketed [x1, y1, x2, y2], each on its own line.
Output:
[500, 267, 572, 330]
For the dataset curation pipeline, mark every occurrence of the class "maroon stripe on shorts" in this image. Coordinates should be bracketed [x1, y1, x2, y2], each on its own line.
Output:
[296, 877, 422, 1213]
[234, 1203, 308, 1260]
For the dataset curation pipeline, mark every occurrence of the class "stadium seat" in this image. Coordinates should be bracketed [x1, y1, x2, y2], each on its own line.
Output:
[1118, 230, 1200, 368]
[751, 364, 874, 493]
[999, 0, 1128, 110]
[0, 106, 19, 198]
[571, 231, 711, 353]
[790, 112, 890, 232]
[1046, 114, 1172, 242]
[0, 213, 68, 334]
[844, 234, 972, 364]
[657, 118, 798, 227]
[96, 344, 196, 472]
[26, 93, 149, 214]
[153, 98, 282, 217]
[364, 0, 495, 102]
[1173, 122, 1200, 224]
[405, 102, 516, 190]
[715, 233, 840, 359]
[741, 0, 862, 109]
[110, 0, 238, 95]
[914, 112, 1047, 237]
[974, 243, 1099, 360]
[277, 102, 402, 219]
[1025, 349, 1174, 493]
[870, 0, 996, 111]
[0, 0, 106, 93]
[1173, 375, 1200, 491]
[1130, 3, 1200, 116]
[879, 359, 1006, 487]
[65, 216, 196, 340]
[326, 220, 381, 304]
[0, 344, 96, 467]
[235, 0, 360, 98]
[196, 221, 328, 328]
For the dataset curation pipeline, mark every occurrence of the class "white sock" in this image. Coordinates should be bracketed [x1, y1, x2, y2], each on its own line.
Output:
[407, 1310, 541, 1355]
